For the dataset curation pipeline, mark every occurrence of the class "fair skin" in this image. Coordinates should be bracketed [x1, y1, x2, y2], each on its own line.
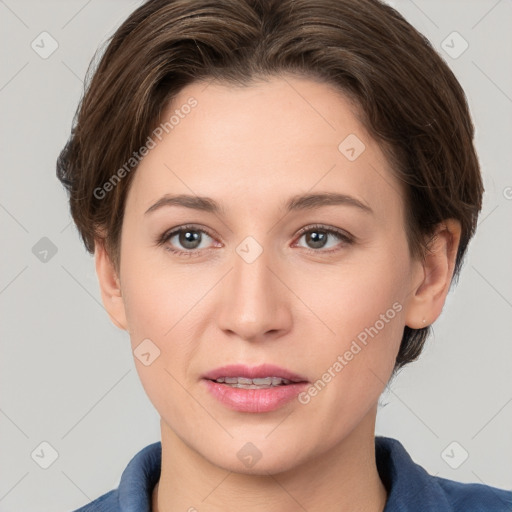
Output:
[95, 75, 461, 512]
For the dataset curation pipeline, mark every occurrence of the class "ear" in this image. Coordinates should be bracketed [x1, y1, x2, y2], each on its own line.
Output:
[405, 219, 462, 329]
[94, 240, 128, 331]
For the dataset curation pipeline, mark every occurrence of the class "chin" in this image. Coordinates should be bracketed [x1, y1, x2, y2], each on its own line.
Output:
[218, 452, 302, 477]
[201, 436, 313, 477]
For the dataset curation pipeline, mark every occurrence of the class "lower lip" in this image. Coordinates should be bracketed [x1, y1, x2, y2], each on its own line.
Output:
[202, 379, 309, 413]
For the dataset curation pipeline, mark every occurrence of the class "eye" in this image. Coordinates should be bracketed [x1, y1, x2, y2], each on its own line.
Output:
[294, 224, 354, 253]
[157, 224, 218, 257]
[157, 223, 354, 258]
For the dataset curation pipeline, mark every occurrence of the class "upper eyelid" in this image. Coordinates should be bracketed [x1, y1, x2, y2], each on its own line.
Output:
[163, 224, 217, 241]
[295, 224, 352, 238]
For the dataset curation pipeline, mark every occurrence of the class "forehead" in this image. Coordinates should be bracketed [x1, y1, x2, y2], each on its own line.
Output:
[126, 75, 404, 221]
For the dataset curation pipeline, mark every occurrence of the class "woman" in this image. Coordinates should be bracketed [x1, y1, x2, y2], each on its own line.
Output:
[57, 0, 512, 510]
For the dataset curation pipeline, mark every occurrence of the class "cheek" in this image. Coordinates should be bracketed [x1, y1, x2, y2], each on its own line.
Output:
[296, 249, 409, 398]
[119, 257, 203, 422]
[293, 265, 407, 436]
[120, 241, 203, 336]
[118, 248, 223, 417]
[306, 252, 408, 344]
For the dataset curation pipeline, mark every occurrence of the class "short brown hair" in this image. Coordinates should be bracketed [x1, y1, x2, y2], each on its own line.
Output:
[56, 0, 483, 372]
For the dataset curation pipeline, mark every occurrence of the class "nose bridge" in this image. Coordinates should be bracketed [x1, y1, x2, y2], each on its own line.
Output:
[217, 236, 288, 340]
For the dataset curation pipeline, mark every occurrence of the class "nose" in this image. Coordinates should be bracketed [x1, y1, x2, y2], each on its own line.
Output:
[216, 241, 292, 343]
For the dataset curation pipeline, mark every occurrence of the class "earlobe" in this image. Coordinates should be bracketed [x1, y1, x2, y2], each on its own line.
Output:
[94, 240, 128, 331]
[405, 219, 461, 329]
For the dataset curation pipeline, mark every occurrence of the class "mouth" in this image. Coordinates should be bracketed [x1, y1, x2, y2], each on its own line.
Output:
[201, 364, 309, 412]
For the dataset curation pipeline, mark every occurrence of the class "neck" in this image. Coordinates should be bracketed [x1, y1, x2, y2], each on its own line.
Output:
[152, 407, 387, 512]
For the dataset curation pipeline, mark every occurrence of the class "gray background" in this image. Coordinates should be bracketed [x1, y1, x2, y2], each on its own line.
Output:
[1, 0, 511, 510]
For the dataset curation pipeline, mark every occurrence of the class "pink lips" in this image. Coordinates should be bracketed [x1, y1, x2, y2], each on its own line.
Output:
[201, 364, 309, 413]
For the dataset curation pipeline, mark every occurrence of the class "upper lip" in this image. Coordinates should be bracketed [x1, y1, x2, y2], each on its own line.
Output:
[202, 364, 309, 383]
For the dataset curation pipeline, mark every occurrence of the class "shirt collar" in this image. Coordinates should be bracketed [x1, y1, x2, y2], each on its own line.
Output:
[117, 441, 161, 512]
[376, 436, 452, 511]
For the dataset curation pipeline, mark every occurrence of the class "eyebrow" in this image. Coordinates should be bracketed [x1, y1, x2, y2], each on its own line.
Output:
[144, 192, 373, 216]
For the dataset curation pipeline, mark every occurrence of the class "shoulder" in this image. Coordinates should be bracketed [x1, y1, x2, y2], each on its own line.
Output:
[375, 436, 512, 512]
[433, 475, 512, 512]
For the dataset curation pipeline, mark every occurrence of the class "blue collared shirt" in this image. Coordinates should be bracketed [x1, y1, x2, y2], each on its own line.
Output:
[71, 436, 512, 511]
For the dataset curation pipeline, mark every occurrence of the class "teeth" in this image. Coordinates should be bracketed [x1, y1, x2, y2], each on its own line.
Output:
[253, 377, 272, 386]
[213, 376, 293, 387]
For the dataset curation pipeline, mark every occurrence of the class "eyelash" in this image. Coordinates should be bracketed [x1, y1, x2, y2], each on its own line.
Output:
[156, 223, 354, 258]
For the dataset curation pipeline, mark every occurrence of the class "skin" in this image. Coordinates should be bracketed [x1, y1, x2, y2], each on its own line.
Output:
[95, 75, 461, 512]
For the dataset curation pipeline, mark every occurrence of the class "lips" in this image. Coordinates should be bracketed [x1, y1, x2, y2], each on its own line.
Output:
[201, 364, 309, 412]
[202, 364, 309, 384]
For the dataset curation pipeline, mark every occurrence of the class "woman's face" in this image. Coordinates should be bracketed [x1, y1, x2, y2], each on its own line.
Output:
[106, 76, 427, 473]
